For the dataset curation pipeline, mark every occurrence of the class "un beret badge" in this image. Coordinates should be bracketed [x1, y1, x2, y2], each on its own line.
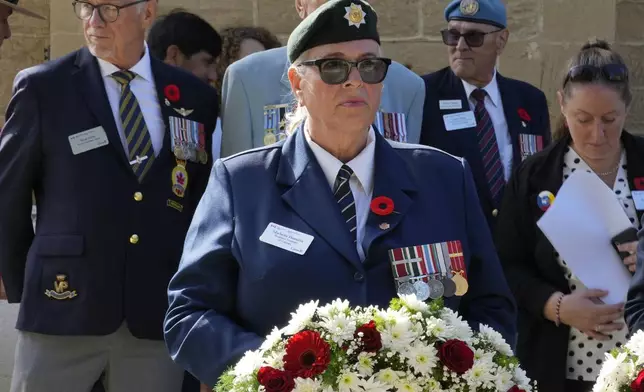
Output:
[459, 0, 479, 16]
[344, 3, 366, 28]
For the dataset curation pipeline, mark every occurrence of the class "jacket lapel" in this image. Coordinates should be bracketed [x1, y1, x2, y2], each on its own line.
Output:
[144, 57, 175, 178]
[497, 73, 524, 168]
[73, 47, 130, 171]
[362, 135, 416, 261]
[277, 126, 362, 270]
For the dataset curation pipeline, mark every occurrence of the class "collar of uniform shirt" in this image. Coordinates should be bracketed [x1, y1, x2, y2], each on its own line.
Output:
[305, 126, 375, 196]
[96, 41, 154, 83]
[461, 68, 501, 108]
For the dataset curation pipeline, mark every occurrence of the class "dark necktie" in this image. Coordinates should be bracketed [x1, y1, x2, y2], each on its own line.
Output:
[471, 88, 504, 206]
[333, 165, 357, 243]
[111, 70, 155, 182]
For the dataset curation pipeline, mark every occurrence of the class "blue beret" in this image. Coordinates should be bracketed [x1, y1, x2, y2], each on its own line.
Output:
[444, 0, 507, 29]
[287, 0, 380, 63]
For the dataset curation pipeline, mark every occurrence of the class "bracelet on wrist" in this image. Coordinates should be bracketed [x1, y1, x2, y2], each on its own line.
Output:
[555, 293, 564, 327]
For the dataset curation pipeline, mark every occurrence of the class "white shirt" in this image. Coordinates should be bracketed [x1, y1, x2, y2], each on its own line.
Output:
[305, 127, 376, 261]
[461, 70, 513, 181]
[96, 43, 165, 157]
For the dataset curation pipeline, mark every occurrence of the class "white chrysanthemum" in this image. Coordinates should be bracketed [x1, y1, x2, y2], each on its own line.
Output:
[284, 300, 319, 335]
[338, 371, 362, 392]
[360, 376, 390, 392]
[404, 341, 438, 374]
[356, 352, 375, 376]
[472, 348, 495, 368]
[399, 294, 429, 313]
[320, 314, 356, 344]
[265, 350, 284, 369]
[627, 330, 644, 358]
[318, 299, 351, 320]
[513, 366, 533, 391]
[395, 378, 422, 392]
[595, 352, 628, 389]
[375, 368, 402, 385]
[425, 378, 444, 392]
[463, 360, 496, 388]
[260, 326, 284, 352]
[425, 316, 455, 341]
[494, 368, 515, 391]
[381, 319, 416, 350]
[479, 324, 514, 356]
[292, 377, 322, 392]
[232, 350, 264, 377]
[440, 308, 473, 341]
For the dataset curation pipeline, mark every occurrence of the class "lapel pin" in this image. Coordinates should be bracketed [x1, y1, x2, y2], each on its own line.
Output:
[379, 222, 390, 231]
[521, 121, 527, 127]
[173, 107, 194, 117]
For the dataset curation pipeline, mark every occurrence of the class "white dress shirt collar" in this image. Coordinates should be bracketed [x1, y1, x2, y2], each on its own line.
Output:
[96, 42, 154, 83]
[305, 127, 376, 195]
[461, 68, 501, 108]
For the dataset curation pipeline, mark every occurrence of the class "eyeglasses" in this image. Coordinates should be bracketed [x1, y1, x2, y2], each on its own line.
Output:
[72, 0, 149, 23]
[563, 64, 629, 87]
[440, 28, 503, 48]
[298, 57, 392, 85]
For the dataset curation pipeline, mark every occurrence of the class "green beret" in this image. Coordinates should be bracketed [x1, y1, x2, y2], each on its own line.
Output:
[287, 0, 380, 63]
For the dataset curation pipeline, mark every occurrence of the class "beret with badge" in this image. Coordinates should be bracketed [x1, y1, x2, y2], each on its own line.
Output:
[287, 0, 380, 63]
[444, 0, 506, 29]
[0, 0, 45, 20]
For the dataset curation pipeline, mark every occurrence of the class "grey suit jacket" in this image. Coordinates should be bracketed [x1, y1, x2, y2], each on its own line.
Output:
[220, 46, 425, 157]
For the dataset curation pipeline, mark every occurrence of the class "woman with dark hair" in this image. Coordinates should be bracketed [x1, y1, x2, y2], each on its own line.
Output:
[494, 39, 644, 392]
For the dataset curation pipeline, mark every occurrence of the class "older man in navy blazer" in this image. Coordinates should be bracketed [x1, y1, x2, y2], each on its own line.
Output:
[219, 0, 425, 157]
[164, 0, 516, 387]
[0, 0, 218, 390]
[420, 0, 551, 228]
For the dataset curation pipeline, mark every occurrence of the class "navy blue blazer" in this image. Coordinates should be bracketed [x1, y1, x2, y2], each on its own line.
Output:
[164, 127, 517, 386]
[420, 67, 551, 227]
[0, 47, 218, 340]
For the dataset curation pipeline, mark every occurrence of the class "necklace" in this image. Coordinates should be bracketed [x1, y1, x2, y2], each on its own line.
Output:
[595, 164, 620, 176]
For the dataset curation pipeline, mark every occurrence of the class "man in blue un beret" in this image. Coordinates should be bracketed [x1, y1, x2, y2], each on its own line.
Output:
[419, 0, 551, 230]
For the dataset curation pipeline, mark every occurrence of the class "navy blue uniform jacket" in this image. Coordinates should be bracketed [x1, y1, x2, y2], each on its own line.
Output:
[420, 67, 551, 227]
[0, 47, 218, 341]
[163, 128, 517, 386]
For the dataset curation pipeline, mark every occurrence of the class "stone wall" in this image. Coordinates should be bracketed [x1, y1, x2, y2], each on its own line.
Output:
[1, 0, 643, 133]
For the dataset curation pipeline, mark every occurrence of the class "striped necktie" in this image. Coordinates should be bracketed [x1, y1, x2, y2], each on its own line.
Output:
[333, 165, 357, 243]
[471, 88, 504, 206]
[111, 70, 155, 182]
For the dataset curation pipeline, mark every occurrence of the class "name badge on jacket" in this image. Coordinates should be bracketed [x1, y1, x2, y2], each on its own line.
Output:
[519, 134, 544, 161]
[374, 112, 407, 143]
[169, 116, 208, 164]
[443, 111, 476, 131]
[263, 104, 290, 146]
[69, 126, 109, 155]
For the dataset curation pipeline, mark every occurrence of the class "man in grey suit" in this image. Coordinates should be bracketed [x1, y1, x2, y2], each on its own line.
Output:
[219, 0, 425, 157]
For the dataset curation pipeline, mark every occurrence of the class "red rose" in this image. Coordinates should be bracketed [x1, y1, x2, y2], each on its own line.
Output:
[257, 367, 295, 392]
[631, 369, 644, 391]
[164, 84, 180, 102]
[518, 108, 531, 121]
[438, 339, 474, 374]
[283, 330, 331, 378]
[370, 196, 394, 216]
[508, 386, 527, 392]
[355, 320, 382, 353]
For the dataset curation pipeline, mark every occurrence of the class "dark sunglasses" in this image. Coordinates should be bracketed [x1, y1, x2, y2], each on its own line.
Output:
[563, 64, 629, 87]
[298, 57, 392, 85]
[440, 28, 503, 48]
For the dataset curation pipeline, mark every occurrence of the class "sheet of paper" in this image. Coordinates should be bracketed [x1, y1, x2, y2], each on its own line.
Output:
[536, 171, 633, 305]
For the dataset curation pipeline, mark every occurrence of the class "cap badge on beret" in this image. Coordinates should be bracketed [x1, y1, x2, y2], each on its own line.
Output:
[459, 0, 479, 16]
[344, 3, 367, 28]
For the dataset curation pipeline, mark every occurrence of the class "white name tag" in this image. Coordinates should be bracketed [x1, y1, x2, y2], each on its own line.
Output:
[68, 126, 109, 155]
[443, 111, 477, 131]
[259, 222, 314, 255]
[439, 100, 463, 110]
[632, 191, 644, 210]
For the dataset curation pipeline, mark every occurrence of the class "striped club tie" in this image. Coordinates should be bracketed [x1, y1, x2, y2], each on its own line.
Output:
[111, 70, 155, 182]
[471, 88, 504, 206]
[333, 165, 357, 243]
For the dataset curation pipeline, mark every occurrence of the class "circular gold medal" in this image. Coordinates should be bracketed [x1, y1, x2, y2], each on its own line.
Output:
[264, 133, 277, 146]
[173, 145, 183, 159]
[198, 150, 208, 164]
[278, 132, 287, 141]
[452, 273, 469, 296]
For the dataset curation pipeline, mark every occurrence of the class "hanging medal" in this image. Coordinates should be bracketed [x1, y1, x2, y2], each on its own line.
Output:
[447, 240, 468, 296]
[171, 158, 188, 198]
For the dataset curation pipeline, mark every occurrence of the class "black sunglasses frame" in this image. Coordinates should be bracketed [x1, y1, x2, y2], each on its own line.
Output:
[440, 28, 503, 48]
[72, 0, 150, 23]
[563, 64, 629, 87]
[298, 57, 392, 85]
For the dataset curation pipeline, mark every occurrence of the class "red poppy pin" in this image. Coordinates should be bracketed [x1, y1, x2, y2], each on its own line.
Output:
[370, 196, 395, 216]
[518, 108, 531, 121]
[164, 84, 180, 103]
[635, 177, 644, 191]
